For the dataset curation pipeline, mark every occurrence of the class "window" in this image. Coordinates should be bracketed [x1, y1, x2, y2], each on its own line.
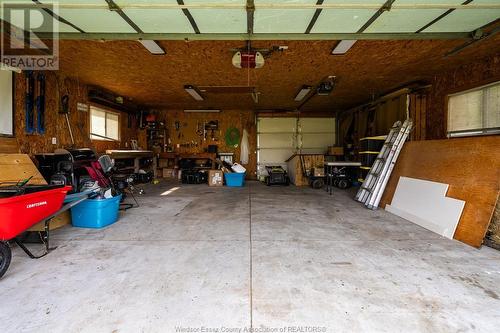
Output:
[447, 81, 500, 137]
[0, 70, 14, 136]
[90, 106, 120, 141]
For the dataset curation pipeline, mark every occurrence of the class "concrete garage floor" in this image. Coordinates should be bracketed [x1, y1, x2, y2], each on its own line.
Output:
[1, 181, 500, 333]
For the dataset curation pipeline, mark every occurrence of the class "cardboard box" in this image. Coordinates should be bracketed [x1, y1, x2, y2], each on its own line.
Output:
[162, 168, 175, 178]
[208, 170, 223, 186]
[312, 167, 325, 177]
[159, 159, 175, 168]
[327, 146, 344, 156]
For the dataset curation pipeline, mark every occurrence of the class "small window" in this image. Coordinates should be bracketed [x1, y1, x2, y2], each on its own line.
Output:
[90, 106, 120, 141]
[447, 81, 500, 137]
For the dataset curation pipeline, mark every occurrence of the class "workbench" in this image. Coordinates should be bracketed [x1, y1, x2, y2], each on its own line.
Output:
[105, 150, 157, 178]
[325, 161, 362, 195]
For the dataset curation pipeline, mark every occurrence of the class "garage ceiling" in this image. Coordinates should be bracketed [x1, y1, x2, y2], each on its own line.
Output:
[55, 37, 500, 112]
[1, 1, 499, 112]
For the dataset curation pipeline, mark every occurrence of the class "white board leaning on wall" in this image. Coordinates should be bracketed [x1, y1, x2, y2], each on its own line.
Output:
[385, 177, 466, 239]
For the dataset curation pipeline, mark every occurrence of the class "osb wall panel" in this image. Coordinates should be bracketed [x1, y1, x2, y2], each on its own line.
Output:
[13, 72, 138, 156]
[0, 137, 20, 153]
[156, 109, 257, 178]
[426, 54, 500, 140]
[380, 136, 500, 248]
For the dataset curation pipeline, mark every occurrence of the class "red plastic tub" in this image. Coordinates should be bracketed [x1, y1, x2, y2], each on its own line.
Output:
[0, 185, 72, 241]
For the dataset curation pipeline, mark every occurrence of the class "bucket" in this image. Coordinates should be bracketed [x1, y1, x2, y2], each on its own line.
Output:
[224, 173, 245, 187]
[71, 194, 121, 228]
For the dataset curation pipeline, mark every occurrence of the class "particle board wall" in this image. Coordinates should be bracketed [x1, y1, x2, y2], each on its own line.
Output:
[12, 72, 139, 156]
[156, 109, 257, 178]
[380, 136, 500, 248]
[426, 53, 500, 140]
[0, 137, 20, 153]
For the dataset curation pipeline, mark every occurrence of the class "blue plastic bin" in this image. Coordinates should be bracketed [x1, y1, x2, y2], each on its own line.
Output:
[71, 194, 121, 228]
[224, 172, 245, 187]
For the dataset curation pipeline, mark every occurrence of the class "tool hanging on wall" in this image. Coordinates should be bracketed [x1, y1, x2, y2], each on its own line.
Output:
[225, 127, 240, 148]
[35, 73, 46, 134]
[205, 121, 219, 141]
[59, 94, 75, 145]
[25, 71, 35, 134]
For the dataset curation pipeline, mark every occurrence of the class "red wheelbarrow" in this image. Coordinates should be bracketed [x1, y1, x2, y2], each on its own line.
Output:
[0, 182, 90, 279]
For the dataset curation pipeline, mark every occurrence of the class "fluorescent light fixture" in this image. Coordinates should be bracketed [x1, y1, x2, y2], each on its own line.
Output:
[331, 40, 357, 55]
[294, 85, 312, 101]
[138, 40, 166, 55]
[184, 109, 220, 113]
[184, 85, 204, 101]
[0, 63, 22, 73]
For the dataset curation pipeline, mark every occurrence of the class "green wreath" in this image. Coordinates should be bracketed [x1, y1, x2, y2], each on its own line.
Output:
[225, 127, 240, 148]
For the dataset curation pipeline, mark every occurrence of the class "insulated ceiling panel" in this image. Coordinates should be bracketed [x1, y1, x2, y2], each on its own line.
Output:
[118, 0, 193, 33]
[0, 0, 81, 33]
[254, 0, 316, 33]
[423, 0, 500, 32]
[365, 1, 464, 33]
[187, 0, 247, 33]
[311, 0, 384, 33]
[53, 0, 136, 33]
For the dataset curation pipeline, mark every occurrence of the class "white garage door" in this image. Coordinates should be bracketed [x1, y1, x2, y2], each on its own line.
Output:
[257, 117, 335, 177]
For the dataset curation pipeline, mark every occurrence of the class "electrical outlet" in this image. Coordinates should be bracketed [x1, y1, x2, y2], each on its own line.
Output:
[51, 137, 57, 145]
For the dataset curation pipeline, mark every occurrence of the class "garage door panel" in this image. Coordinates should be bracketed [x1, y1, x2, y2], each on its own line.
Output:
[258, 118, 296, 133]
[257, 117, 335, 177]
[299, 118, 336, 132]
[300, 148, 327, 154]
[258, 133, 295, 149]
[301, 133, 335, 149]
[257, 149, 295, 164]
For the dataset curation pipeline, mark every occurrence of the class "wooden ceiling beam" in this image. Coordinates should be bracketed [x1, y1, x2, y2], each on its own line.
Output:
[6, 3, 500, 10]
[35, 32, 472, 41]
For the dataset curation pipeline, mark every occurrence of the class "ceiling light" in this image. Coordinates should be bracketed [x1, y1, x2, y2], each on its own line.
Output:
[184, 85, 204, 101]
[317, 77, 336, 96]
[184, 109, 220, 113]
[294, 85, 312, 101]
[138, 40, 166, 55]
[331, 40, 357, 55]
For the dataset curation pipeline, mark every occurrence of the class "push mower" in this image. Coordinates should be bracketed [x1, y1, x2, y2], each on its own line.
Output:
[264, 166, 290, 186]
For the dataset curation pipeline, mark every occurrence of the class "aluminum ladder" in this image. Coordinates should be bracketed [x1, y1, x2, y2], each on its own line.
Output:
[355, 119, 413, 209]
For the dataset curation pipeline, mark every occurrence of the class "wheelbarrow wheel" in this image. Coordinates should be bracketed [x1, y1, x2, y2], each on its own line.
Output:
[0, 242, 12, 279]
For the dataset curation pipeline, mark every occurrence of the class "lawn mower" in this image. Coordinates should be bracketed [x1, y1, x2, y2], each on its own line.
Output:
[264, 166, 290, 186]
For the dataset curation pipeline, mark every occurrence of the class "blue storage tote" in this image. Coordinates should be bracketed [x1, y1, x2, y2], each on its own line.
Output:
[224, 172, 245, 187]
[71, 194, 121, 228]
